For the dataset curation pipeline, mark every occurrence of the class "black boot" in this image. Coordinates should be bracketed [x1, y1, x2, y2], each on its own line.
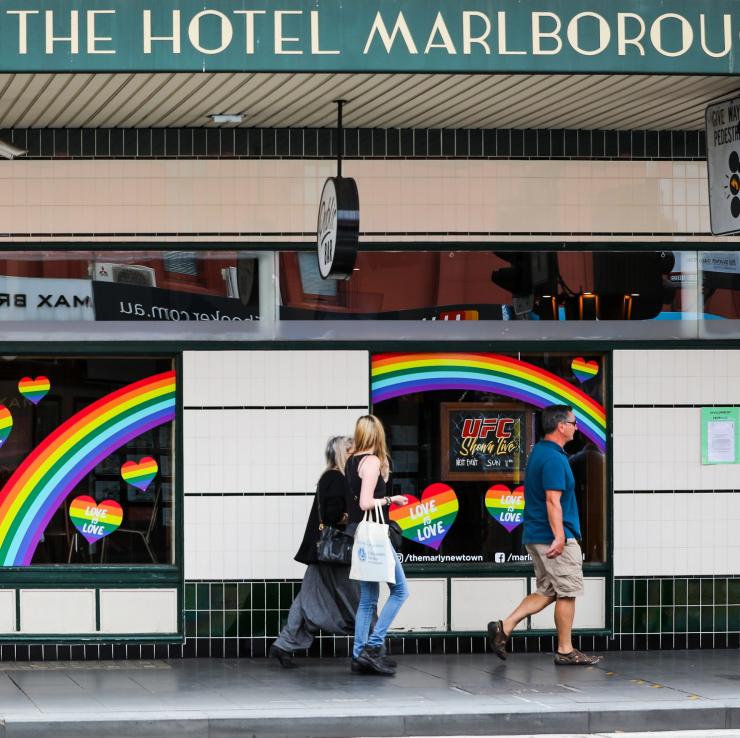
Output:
[357, 646, 396, 675]
[269, 644, 298, 669]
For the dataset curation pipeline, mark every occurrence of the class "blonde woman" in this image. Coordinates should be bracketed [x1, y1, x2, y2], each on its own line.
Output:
[345, 415, 409, 676]
[270, 435, 356, 668]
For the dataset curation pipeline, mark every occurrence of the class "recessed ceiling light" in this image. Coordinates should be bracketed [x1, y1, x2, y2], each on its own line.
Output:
[210, 114, 243, 124]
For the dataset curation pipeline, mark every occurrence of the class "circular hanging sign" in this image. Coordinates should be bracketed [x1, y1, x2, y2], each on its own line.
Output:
[317, 176, 359, 280]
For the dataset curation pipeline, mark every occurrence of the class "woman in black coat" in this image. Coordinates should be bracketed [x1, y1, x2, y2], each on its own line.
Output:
[270, 435, 357, 668]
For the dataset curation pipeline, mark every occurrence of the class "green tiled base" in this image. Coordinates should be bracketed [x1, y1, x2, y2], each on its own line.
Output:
[182, 576, 740, 655]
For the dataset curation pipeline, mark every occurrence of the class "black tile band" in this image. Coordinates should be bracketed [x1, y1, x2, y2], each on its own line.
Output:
[4, 127, 705, 161]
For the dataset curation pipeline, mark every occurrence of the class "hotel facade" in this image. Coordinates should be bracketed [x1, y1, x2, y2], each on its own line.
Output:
[0, 0, 736, 658]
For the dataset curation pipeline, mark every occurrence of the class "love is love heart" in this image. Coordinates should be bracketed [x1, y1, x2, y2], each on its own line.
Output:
[485, 484, 525, 533]
[571, 357, 599, 383]
[18, 376, 50, 405]
[121, 456, 158, 492]
[69, 496, 123, 544]
[389, 482, 458, 550]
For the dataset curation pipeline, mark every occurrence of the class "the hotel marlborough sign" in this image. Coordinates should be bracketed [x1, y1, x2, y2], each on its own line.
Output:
[0, 0, 738, 74]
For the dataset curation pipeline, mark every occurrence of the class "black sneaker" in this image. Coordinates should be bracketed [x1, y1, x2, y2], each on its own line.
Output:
[351, 658, 371, 673]
[269, 644, 298, 669]
[487, 620, 508, 661]
[357, 646, 396, 675]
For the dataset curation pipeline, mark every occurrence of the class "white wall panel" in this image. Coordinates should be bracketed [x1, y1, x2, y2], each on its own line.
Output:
[20, 590, 95, 634]
[613, 350, 740, 405]
[379, 578, 447, 632]
[99, 589, 177, 634]
[614, 492, 740, 577]
[182, 350, 368, 407]
[613, 407, 740, 491]
[0, 590, 15, 633]
[450, 578, 527, 632]
[184, 495, 313, 580]
[184, 408, 362, 494]
[530, 578, 605, 630]
[0, 158, 718, 236]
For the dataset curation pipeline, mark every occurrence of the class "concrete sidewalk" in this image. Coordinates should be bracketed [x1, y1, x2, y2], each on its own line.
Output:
[0, 650, 739, 737]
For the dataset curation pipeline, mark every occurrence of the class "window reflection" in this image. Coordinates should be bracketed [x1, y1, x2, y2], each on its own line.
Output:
[700, 251, 740, 319]
[0, 250, 260, 322]
[280, 250, 695, 321]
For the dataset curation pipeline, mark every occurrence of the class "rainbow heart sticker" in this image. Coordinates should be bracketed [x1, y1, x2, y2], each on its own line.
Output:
[0, 405, 12, 448]
[18, 376, 50, 405]
[571, 357, 599, 383]
[121, 456, 158, 492]
[485, 484, 525, 533]
[389, 482, 458, 550]
[69, 496, 123, 544]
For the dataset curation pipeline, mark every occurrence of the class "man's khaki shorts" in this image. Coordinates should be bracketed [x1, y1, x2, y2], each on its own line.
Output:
[526, 539, 584, 598]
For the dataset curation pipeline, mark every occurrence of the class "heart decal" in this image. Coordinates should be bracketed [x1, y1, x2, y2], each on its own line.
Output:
[571, 357, 599, 383]
[69, 496, 123, 544]
[389, 482, 458, 550]
[121, 456, 158, 492]
[0, 405, 12, 448]
[485, 484, 525, 533]
[18, 376, 50, 405]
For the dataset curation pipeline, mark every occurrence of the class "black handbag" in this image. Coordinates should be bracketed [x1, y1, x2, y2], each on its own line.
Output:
[314, 483, 354, 565]
[316, 524, 354, 565]
[388, 520, 403, 550]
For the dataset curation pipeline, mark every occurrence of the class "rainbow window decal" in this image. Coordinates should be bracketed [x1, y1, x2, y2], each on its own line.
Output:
[0, 370, 176, 567]
[371, 353, 606, 452]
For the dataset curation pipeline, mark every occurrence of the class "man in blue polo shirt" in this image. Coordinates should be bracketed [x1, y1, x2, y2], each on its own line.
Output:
[487, 405, 600, 666]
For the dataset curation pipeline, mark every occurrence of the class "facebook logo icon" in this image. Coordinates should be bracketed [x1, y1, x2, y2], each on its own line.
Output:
[494, 552, 505, 563]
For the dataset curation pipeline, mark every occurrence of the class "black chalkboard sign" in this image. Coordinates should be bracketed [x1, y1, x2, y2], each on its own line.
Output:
[440, 403, 529, 481]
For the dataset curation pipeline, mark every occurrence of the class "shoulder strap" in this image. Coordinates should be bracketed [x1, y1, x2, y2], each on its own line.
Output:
[315, 478, 325, 527]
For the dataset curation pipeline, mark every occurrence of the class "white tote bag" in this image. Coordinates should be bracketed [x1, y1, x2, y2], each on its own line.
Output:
[350, 504, 396, 584]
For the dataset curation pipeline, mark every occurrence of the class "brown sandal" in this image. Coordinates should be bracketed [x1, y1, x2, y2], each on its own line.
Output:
[553, 649, 601, 666]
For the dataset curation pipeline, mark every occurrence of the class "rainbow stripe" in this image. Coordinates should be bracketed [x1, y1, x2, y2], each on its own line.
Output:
[0, 370, 176, 566]
[0, 405, 12, 447]
[372, 353, 606, 452]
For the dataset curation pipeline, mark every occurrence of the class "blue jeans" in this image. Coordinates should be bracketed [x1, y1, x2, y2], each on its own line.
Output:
[353, 556, 409, 659]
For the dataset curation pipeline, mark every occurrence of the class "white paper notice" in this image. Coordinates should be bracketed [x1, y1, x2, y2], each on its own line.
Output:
[707, 420, 736, 463]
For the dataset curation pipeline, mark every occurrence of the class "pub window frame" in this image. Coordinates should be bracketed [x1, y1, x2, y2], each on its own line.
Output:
[0, 348, 184, 643]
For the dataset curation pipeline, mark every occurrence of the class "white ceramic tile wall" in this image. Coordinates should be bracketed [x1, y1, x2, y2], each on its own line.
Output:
[185, 495, 313, 580]
[614, 493, 740, 577]
[613, 349, 740, 578]
[182, 350, 369, 580]
[184, 408, 363, 494]
[378, 578, 447, 632]
[450, 578, 528, 632]
[182, 350, 369, 407]
[99, 589, 178, 634]
[613, 407, 740, 490]
[0, 590, 14, 633]
[19, 589, 96, 634]
[613, 350, 740, 405]
[0, 159, 718, 236]
[530, 577, 606, 630]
